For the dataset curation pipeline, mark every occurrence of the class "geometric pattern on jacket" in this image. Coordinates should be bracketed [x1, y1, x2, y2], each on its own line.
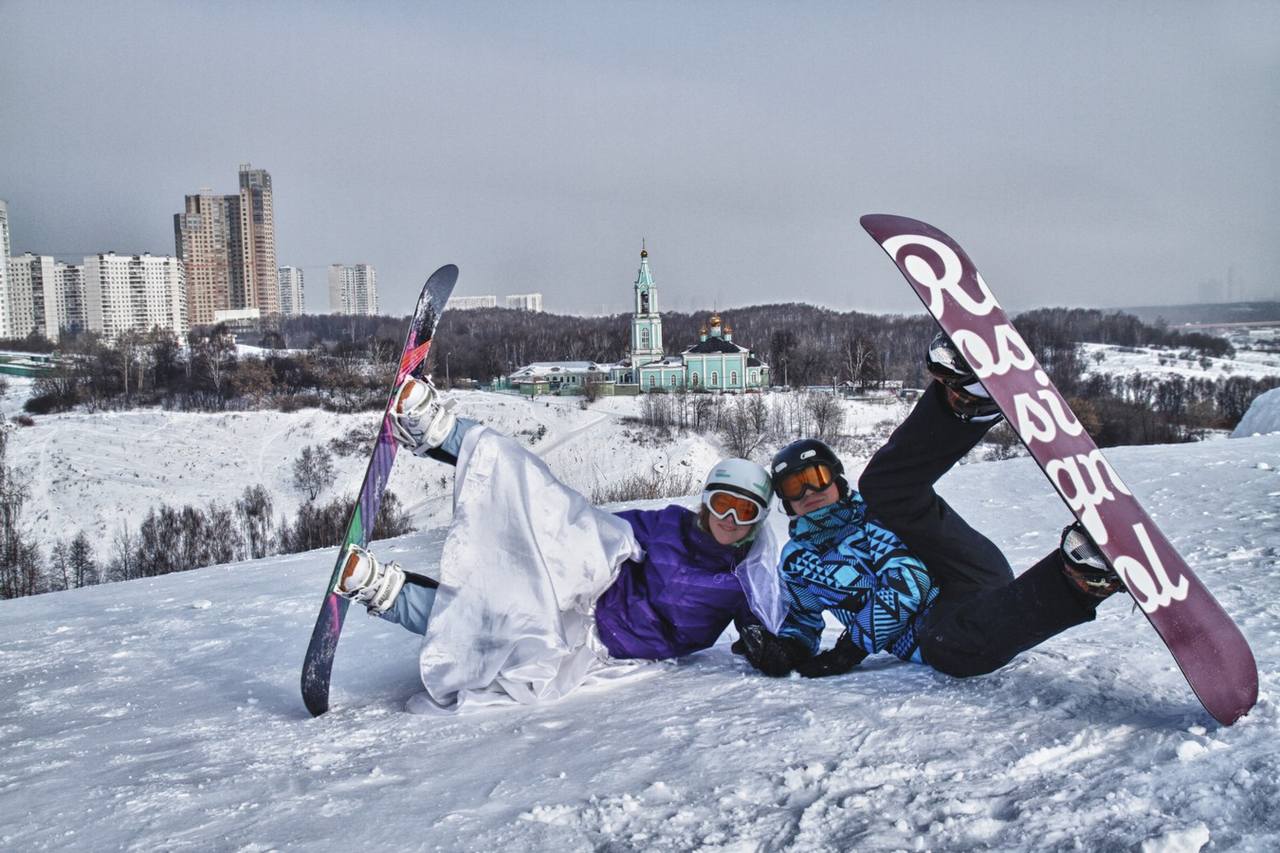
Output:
[777, 492, 939, 663]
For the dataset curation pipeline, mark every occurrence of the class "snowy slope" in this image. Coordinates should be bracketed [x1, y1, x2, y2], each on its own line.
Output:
[2, 435, 1278, 851]
[1233, 387, 1280, 438]
[7, 391, 912, 558]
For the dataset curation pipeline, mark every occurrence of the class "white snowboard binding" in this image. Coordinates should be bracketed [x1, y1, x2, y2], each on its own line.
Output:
[389, 375, 457, 456]
[334, 544, 405, 614]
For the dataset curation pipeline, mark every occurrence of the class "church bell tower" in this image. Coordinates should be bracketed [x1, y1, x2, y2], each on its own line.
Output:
[631, 242, 664, 366]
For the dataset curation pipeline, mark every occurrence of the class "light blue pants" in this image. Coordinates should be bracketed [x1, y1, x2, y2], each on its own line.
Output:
[376, 416, 479, 636]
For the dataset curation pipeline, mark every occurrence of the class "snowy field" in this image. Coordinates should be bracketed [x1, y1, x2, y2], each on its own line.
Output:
[1, 431, 1277, 851]
[5, 390, 912, 559]
[1081, 342, 1280, 382]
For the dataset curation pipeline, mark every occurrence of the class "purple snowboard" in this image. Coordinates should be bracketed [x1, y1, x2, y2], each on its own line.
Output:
[861, 214, 1257, 725]
[301, 264, 457, 717]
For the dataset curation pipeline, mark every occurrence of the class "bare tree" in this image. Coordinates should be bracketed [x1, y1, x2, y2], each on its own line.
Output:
[293, 445, 336, 501]
[69, 532, 98, 588]
[806, 392, 845, 443]
[236, 485, 275, 560]
[719, 396, 767, 458]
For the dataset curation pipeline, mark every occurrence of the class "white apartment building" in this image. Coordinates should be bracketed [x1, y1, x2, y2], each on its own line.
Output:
[57, 262, 87, 333]
[3, 253, 87, 342]
[328, 263, 378, 315]
[6, 253, 62, 341]
[278, 266, 305, 315]
[506, 292, 544, 312]
[84, 253, 187, 340]
[446, 295, 498, 311]
[0, 200, 10, 337]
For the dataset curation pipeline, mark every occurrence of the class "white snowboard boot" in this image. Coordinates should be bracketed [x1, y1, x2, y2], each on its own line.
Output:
[389, 376, 457, 456]
[334, 544, 405, 614]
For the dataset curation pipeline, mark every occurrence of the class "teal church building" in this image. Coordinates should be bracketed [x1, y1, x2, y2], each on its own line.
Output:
[505, 247, 769, 395]
[609, 247, 769, 393]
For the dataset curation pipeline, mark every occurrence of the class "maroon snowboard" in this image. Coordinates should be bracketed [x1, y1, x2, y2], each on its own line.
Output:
[861, 213, 1258, 725]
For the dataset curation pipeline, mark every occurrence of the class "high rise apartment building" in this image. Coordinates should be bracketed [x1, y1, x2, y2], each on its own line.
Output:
[58, 262, 86, 333]
[328, 263, 378, 315]
[0, 199, 11, 337]
[174, 164, 278, 326]
[6, 254, 58, 340]
[84, 253, 187, 340]
[278, 266, 305, 315]
[4, 254, 89, 341]
[238, 165, 278, 316]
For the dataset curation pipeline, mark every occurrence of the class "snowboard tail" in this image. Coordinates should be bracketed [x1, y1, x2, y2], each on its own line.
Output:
[301, 264, 458, 717]
[860, 214, 1257, 725]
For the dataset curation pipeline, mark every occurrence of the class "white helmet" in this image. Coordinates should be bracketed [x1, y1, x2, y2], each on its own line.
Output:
[702, 458, 772, 509]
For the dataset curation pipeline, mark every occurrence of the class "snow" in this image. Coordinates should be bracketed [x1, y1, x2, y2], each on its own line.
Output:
[1080, 342, 1280, 382]
[1233, 387, 1280, 437]
[0, 374, 36, 418]
[6, 391, 913, 557]
[2, 431, 1279, 851]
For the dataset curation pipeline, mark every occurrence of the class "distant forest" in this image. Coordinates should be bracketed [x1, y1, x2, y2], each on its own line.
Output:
[3, 303, 1274, 446]
[255, 302, 1242, 392]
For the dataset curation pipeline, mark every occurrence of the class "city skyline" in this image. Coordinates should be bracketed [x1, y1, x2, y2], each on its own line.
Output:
[2, 2, 1277, 317]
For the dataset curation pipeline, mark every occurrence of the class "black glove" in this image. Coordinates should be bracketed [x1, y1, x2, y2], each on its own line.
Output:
[732, 624, 811, 677]
[792, 630, 868, 678]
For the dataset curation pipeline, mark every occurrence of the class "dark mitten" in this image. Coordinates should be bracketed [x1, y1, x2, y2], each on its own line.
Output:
[734, 624, 810, 677]
[792, 630, 868, 678]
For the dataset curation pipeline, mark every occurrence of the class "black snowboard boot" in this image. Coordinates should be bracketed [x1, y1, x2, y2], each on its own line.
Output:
[925, 332, 1002, 423]
[1060, 522, 1123, 599]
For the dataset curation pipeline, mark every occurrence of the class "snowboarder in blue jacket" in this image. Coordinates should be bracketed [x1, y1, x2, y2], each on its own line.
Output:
[737, 334, 1124, 679]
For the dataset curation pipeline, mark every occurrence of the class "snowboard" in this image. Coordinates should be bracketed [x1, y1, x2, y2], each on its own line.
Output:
[301, 264, 458, 717]
[860, 214, 1258, 725]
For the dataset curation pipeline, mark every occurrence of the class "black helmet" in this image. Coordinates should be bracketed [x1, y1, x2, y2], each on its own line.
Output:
[771, 439, 846, 514]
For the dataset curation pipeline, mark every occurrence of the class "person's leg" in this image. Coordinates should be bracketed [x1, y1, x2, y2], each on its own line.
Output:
[421, 416, 479, 466]
[859, 382, 1013, 595]
[336, 545, 441, 635]
[376, 572, 439, 635]
[916, 549, 1102, 677]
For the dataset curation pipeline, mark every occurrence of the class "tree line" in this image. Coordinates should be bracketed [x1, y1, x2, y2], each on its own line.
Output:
[7, 302, 1251, 417]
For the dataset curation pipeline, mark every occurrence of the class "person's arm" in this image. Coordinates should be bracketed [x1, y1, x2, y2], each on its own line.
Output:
[612, 507, 663, 553]
[843, 551, 933, 654]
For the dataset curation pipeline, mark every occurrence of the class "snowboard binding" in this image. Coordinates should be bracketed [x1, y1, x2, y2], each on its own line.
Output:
[926, 332, 1002, 424]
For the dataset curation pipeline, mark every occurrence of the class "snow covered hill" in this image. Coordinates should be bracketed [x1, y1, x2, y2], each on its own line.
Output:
[1081, 342, 1280, 382]
[2, 434, 1277, 851]
[6, 390, 913, 559]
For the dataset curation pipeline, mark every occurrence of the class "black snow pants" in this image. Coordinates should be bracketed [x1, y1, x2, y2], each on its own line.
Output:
[858, 383, 1100, 677]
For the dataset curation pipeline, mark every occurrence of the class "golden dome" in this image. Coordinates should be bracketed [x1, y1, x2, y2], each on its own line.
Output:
[709, 313, 721, 326]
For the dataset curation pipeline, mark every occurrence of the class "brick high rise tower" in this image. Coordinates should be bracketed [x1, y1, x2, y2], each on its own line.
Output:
[174, 164, 279, 326]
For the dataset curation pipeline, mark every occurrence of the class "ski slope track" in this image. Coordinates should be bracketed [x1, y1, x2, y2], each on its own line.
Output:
[1, 432, 1277, 850]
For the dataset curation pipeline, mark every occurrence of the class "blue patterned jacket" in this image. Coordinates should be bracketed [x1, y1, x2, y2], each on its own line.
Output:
[777, 493, 938, 663]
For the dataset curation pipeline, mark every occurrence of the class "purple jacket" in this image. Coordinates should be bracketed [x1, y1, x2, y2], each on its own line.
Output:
[593, 505, 758, 660]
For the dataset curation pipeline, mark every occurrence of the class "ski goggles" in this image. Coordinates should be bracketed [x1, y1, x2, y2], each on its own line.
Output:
[775, 463, 836, 502]
[702, 489, 766, 525]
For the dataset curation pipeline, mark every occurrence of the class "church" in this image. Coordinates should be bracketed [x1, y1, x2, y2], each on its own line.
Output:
[505, 247, 769, 395]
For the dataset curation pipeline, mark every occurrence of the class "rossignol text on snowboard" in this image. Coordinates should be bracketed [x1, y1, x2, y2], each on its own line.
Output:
[860, 214, 1257, 725]
[301, 264, 458, 717]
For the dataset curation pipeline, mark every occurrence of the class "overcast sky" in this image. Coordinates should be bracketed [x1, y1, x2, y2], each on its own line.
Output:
[1, 1, 1277, 317]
